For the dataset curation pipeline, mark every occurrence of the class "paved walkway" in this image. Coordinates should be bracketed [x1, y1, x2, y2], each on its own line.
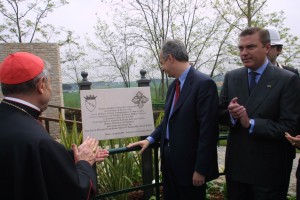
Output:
[216, 146, 298, 196]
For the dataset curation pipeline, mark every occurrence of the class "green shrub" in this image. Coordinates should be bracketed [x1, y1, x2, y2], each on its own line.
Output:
[59, 113, 82, 149]
[206, 180, 227, 200]
[97, 137, 142, 200]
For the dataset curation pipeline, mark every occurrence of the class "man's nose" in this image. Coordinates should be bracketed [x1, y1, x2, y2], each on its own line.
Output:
[240, 48, 248, 56]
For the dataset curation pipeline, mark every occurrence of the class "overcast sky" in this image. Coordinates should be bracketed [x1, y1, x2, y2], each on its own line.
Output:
[267, 0, 300, 36]
[45, 0, 300, 39]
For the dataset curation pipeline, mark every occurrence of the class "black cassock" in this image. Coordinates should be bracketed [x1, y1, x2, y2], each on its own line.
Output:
[0, 100, 97, 200]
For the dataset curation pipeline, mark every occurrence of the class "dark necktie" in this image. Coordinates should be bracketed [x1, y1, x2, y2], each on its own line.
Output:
[174, 79, 180, 106]
[249, 71, 258, 94]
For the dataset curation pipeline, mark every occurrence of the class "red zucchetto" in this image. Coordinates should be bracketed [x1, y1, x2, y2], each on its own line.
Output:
[0, 52, 44, 84]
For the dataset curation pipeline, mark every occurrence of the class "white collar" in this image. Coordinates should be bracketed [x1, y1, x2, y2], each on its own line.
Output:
[4, 97, 40, 111]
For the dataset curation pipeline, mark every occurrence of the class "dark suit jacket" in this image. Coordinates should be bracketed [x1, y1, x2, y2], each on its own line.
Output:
[151, 67, 219, 186]
[219, 64, 300, 186]
[283, 66, 299, 76]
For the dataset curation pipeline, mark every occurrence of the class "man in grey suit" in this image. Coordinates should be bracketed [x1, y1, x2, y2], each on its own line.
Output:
[128, 39, 219, 200]
[219, 27, 300, 199]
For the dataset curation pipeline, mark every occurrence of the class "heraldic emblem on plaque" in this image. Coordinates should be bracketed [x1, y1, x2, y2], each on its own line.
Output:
[84, 95, 97, 112]
[132, 91, 149, 108]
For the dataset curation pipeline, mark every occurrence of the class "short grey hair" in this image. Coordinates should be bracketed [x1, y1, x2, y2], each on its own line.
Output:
[1, 61, 51, 96]
[161, 39, 189, 62]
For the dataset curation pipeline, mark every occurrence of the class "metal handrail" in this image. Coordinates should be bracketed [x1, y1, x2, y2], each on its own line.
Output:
[95, 135, 228, 199]
[96, 143, 161, 200]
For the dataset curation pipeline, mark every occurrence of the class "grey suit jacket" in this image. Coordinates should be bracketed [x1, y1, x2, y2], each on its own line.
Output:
[219, 63, 300, 185]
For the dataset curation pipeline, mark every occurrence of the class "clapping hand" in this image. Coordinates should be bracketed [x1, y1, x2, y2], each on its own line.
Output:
[228, 97, 250, 128]
[73, 136, 109, 165]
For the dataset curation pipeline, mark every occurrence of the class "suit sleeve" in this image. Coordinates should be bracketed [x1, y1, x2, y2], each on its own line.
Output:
[194, 79, 219, 177]
[219, 72, 232, 126]
[39, 138, 97, 200]
[150, 123, 163, 142]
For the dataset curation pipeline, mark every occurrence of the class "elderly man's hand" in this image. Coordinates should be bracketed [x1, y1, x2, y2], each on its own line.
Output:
[95, 148, 109, 162]
[73, 136, 99, 166]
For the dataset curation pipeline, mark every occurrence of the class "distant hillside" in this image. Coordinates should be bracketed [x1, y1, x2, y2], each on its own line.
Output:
[62, 75, 225, 92]
[63, 80, 158, 92]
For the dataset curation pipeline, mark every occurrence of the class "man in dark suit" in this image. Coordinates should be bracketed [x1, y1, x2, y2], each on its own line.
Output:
[219, 27, 300, 200]
[127, 39, 219, 200]
[266, 26, 300, 198]
[265, 27, 299, 76]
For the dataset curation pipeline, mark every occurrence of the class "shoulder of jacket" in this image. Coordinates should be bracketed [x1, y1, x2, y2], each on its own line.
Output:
[226, 67, 246, 76]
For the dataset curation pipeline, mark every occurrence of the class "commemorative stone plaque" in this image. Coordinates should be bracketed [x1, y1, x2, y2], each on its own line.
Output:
[80, 87, 154, 140]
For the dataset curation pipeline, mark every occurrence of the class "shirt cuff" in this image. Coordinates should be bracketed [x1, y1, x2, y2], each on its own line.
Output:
[230, 114, 237, 125]
[146, 136, 155, 144]
[249, 119, 255, 134]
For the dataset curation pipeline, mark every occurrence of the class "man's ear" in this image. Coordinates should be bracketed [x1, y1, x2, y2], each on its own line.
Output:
[36, 77, 46, 94]
[277, 46, 283, 54]
[168, 54, 174, 63]
[265, 43, 271, 54]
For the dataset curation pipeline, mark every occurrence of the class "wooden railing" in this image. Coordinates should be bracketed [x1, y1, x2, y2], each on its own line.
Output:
[39, 104, 82, 133]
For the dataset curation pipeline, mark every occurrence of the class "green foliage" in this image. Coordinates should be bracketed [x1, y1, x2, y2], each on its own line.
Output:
[59, 113, 82, 149]
[97, 137, 142, 200]
[206, 180, 227, 200]
[155, 111, 164, 127]
[287, 195, 296, 200]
